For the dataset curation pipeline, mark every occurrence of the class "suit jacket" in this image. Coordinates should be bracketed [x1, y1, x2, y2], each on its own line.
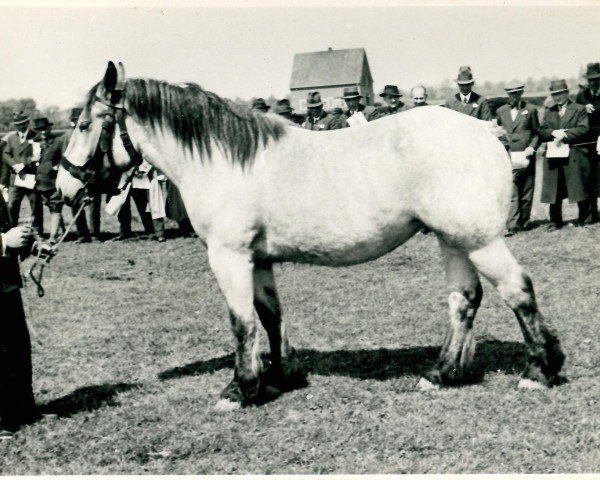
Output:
[0, 140, 9, 187]
[444, 92, 492, 121]
[0, 194, 22, 292]
[302, 112, 347, 131]
[539, 100, 590, 204]
[496, 101, 540, 174]
[342, 103, 378, 124]
[370, 102, 407, 120]
[2, 130, 36, 188]
[575, 87, 600, 143]
[35, 132, 64, 191]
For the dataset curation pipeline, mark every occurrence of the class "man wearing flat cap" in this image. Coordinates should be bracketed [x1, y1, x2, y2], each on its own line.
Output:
[302, 92, 347, 131]
[251, 98, 270, 113]
[539, 79, 590, 229]
[575, 62, 600, 224]
[2, 112, 43, 233]
[496, 80, 540, 236]
[371, 85, 406, 120]
[339, 87, 376, 126]
[444, 66, 492, 121]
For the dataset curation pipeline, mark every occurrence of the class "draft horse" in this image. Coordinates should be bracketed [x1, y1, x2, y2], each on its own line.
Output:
[57, 62, 564, 410]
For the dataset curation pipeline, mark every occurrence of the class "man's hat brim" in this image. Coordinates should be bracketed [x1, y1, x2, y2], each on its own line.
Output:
[549, 88, 569, 94]
[13, 118, 29, 125]
[455, 79, 475, 85]
[584, 73, 600, 80]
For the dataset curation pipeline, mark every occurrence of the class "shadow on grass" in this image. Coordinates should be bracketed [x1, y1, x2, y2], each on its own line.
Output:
[38, 383, 141, 418]
[158, 339, 528, 382]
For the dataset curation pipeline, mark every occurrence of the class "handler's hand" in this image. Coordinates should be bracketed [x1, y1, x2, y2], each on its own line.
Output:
[523, 146, 535, 157]
[4, 226, 33, 249]
[586, 103, 596, 114]
[552, 129, 567, 141]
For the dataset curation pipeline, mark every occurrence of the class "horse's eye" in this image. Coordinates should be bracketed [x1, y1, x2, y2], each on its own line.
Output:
[79, 120, 91, 131]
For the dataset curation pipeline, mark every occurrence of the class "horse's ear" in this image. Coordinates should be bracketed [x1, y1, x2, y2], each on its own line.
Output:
[103, 61, 117, 93]
[115, 62, 126, 91]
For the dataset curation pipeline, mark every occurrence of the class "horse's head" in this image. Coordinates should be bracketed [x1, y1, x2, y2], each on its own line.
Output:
[57, 61, 143, 206]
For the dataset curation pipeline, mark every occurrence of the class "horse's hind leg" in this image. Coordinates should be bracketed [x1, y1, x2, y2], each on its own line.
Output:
[421, 242, 483, 389]
[468, 238, 565, 388]
[207, 243, 263, 410]
[253, 261, 306, 391]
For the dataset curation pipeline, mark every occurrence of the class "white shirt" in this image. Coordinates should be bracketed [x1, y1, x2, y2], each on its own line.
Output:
[460, 93, 471, 104]
[510, 107, 519, 121]
[18, 130, 29, 143]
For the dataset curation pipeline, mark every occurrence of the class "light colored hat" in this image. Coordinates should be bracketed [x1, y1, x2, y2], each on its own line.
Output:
[549, 79, 569, 94]
[504, 80, 525, 93]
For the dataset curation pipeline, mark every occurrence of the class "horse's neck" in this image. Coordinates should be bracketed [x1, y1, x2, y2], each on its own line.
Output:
[125, 118, 208, 187]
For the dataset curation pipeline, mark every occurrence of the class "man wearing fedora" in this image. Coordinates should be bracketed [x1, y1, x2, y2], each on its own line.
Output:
[372, 85, 406, 119]
[2, 112, 43, 234]
[339, 86, 377, 125]
[539, 79, 590, 229]
[273, 99, 303, 125]
[33, 117, 65, 245]
[302, 92, 347, 131]
[496, 80, 541, 236]
[62, 107, 102, 242]
[251, 98, 270, 113]
[575, 62, 600, 224]
[444, 66, 492, 121]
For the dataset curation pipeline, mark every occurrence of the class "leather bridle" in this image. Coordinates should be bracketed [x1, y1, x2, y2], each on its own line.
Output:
[60, 87, 143, 196]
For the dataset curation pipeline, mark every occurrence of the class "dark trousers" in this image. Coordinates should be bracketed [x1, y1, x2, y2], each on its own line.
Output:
[8, 186, 43, 234]
[117, 188, 154, 235]
[588, 153, 599, 222]
[549, 164, 590, 225]
[0, 289, 35, 431]
[73, 194, 102, 240]
[507, 168, 535, 229]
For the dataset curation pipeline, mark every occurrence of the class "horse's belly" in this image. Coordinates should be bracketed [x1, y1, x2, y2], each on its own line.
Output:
[260, 216, 421, 266]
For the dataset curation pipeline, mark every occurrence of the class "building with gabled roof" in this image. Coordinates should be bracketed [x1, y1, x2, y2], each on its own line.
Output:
[289, 47, 374, 113]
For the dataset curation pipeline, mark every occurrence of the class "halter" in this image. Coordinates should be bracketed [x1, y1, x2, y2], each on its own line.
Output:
[60, 87, 143, 194]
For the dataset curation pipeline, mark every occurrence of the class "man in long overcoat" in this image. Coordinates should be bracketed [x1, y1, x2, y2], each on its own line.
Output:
[0, 192, 37, 433]
[496, 80, 540, 235]
[444, 66, 492, 121]
[539, 79, 590, 228]
[575, 62, 600, 224]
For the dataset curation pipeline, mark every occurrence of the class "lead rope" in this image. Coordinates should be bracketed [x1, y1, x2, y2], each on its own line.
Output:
[27, 197, 91, 297]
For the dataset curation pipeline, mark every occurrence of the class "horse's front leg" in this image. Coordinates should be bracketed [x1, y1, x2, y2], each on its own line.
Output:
[208, 243, 262, 411]
[253, 260, 306, 392]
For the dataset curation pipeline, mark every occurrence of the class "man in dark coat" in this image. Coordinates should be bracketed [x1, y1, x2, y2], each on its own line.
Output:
[0, 193, 37, 434]
[575, 62, 600, 224]
[339, 87, 377, 125]
[444, 66, 492, 121]
[539, 79, 590, 229]
[32, 117, 64, 244]
[496, 80, 541, 235]
[2, 112, 43, 233]
[302, 92, 347, 131]
[273, 99, 303, 125]
[371, 85, 406, 120]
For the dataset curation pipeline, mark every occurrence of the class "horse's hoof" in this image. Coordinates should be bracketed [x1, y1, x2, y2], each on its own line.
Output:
[418, 377, 440, 391]
[214, 398, 243, 412]
[518, 378, 548, 390]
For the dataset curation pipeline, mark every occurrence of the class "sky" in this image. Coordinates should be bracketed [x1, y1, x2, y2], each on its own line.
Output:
[1, 0, 600, 110]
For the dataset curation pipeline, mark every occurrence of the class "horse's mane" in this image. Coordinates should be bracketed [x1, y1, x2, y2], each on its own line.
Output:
[85, 79, 288, 167]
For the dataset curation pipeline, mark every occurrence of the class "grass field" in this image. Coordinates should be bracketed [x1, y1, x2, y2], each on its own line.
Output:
[0, 171, 599, 474]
